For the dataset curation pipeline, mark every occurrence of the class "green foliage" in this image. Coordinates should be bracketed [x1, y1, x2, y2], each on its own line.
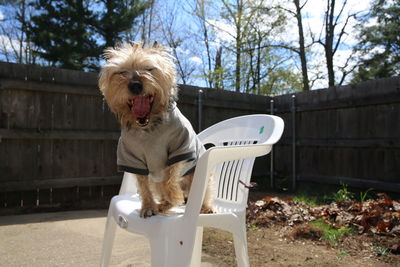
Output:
[293, 193, 318, 207]
[28, 0, 149, 71]
[359, 188, 374, 203]
[352, 0, 400, 82]
[373, 245, 390, 256]
[321, 183, 354, 203]
[311, 219, 354, 243]
[248, 224, 258, 231]
[295, 184, 376, 206]
[259, 67, 303, 96]
[215, 0, 300, 95]
[95, 0, 150, 48]
[332, 183, 354, 202]
[29, 0, 99, 70]
[336, 248, 350, 259]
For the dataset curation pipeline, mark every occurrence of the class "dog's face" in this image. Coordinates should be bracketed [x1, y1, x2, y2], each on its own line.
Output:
[99, 42, 178, 129]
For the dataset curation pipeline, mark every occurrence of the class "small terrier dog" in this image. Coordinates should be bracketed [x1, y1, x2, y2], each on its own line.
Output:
[99, 42, 214, 218]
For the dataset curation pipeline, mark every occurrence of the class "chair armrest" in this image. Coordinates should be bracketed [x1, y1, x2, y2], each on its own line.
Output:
[265, 115, 285, 145]
[207, 144, 272, 164]
[119, 172, 138, 195]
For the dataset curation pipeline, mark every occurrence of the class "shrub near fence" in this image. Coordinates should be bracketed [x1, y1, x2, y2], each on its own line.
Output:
[0, 62, 399, 214]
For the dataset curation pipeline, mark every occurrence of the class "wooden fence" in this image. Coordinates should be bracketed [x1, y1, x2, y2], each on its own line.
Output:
[273, 78, 400, 193]
[0, 62, 399, 214]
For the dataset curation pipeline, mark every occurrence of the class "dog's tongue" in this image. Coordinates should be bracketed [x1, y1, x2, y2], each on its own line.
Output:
[131, 96, 151, 118]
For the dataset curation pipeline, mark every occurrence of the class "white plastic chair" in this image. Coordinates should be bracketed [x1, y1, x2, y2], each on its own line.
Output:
[100, 114, 284, 267]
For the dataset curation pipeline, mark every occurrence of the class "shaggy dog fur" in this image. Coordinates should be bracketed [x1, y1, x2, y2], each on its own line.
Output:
[98, 42, 214, 218]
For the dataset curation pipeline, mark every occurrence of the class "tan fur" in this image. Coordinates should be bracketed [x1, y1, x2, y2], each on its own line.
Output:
[99, 42, 214, 217]
[99, 42, 177, 128]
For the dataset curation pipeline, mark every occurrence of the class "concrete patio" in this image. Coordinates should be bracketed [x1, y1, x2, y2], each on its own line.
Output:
[0, 210, 217, 267]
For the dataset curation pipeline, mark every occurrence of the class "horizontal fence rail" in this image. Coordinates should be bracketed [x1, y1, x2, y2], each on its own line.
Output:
[0, 61, 399, 214]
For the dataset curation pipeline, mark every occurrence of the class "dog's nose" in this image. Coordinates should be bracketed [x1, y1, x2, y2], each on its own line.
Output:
[128, 80, 143, 95]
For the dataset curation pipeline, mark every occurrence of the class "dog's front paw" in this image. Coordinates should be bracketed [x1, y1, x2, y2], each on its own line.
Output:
[158, 200, 173, 213]
[200, 205, 217, 214]
[140, 206, 158, 218]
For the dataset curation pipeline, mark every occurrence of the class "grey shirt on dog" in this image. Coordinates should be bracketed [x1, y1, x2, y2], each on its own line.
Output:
[117, 104, 205, 182]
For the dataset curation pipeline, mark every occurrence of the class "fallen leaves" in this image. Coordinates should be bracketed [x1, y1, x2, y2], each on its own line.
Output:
[247, 193, 400, 237]
[247, 196, 316, 227]
[319, 193, 400, 236]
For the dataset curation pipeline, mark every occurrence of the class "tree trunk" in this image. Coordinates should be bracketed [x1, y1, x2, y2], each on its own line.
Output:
[294, 0, 310, 91]
[325, 0, 336, 87]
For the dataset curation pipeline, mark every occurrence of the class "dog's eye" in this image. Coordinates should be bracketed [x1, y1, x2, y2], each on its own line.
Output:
[146, 68, 155, 72]
[116, 71, 128, 76]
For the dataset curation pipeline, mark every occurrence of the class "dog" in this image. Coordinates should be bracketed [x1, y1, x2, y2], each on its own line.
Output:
[98, 42, 214, 218]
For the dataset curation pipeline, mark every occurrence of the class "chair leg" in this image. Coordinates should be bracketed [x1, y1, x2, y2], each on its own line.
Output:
[148, 237, 169, 267]
[190, 227, 203, 267]
[233, 228, 249, 267]
[232, 214, 250, 267]
[149, 232, 198, 267]
[100, 210, 117, 267]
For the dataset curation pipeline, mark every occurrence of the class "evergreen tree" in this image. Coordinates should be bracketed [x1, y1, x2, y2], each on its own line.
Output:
[352, 0, 400, 82]
[29, 0, 100, 70]
[28, 0, 150, 71]
[95, 0, 150, 49]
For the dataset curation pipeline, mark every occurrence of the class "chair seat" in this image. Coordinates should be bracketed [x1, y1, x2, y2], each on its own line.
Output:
[110, 194, 186, 236]
[111, 194, 246, 235]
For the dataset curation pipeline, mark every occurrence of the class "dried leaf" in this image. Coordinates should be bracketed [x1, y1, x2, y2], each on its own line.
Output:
[263, 196, 272, 202]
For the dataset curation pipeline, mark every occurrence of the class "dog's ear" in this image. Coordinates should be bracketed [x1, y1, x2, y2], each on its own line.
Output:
[103, 47, 117, 60]
[103, 42, 127, 60]
[153, 41, 159, 48]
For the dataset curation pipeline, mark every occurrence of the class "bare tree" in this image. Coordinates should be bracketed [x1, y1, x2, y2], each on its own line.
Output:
[140, 0, 155, 44]
[0, 0, 36, 64]
[293, 0, 309, 91]
[220, 0, 246, 93]
[193, 0, 214, 88]
[315, 0, 357, 87]
[275, 0, 310, 91]
[158, 2, 197, 85]
[214, 46, 224, 89]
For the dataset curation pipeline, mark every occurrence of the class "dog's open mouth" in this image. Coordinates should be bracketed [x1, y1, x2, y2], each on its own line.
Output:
[128, 94, 154, 127]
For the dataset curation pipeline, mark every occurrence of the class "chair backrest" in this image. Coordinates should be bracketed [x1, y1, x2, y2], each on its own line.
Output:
[198, 114, 284, 209]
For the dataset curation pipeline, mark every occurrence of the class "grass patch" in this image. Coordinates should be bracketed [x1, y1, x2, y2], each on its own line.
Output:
[373, 245, 390, 256]
[311, 219, 354, 243]
[295, 184, 377, 206]
[248, 224, 259, 231]
[336, 248, 350, 259]
[293, 193, 318, 206]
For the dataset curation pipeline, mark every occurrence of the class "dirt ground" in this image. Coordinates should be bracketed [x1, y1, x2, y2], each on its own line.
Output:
[203, 226, 399, 267]
[202, 191, 400, 267]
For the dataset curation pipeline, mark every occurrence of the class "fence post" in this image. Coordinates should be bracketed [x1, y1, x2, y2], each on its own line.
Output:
[291, 94, 297, 191]
[270, 98, 275, 189]
[197, 89, 203, 132]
